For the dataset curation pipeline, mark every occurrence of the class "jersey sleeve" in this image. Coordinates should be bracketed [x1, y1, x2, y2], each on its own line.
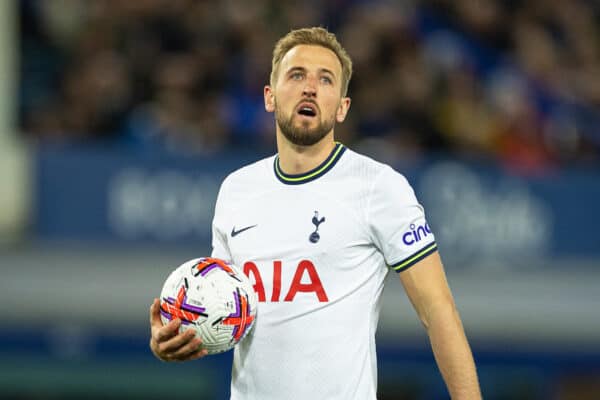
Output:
[367, 166, 437, 273]
[210, 178, 232, 263]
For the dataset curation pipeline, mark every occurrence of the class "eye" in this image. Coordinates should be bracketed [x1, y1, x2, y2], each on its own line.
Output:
[291, 72, 304, 80]
[320, 76, 333, 85]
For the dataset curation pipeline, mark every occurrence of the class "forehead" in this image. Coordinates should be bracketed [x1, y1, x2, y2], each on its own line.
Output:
[279, 44, 342, 76]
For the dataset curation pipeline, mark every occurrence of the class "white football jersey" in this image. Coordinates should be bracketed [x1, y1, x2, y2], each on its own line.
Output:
[211, 143, 437, 400]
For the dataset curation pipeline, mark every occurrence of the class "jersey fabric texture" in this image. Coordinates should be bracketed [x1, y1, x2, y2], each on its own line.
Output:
[211, 143, 437, 400]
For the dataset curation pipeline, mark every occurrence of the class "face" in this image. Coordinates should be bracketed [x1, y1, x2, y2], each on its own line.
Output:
[264, 44, 351, 146]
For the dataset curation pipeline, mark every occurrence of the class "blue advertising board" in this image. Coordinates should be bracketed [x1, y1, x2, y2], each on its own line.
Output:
[35, 146, 257, 244]
[34, 146, 600, 265]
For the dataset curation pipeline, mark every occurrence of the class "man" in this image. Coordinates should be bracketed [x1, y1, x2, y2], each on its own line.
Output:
[150, 27, 482, 399]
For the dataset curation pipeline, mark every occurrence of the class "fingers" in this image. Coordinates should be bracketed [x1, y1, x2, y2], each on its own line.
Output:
[149, 298, 163, 327]
[158, 328, 196, 353]
[169, 335, 207, 360]
[153, 317, 182, 342]
[150, 320, 205, 360]
[153, 329, 208, 362]
[150, 299, 183, 342]
[149, 298, 209, 362]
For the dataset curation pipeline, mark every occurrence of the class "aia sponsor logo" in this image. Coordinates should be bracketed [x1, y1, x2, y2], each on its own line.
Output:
[402, 222, 433, 245]
[243, 260, 328, 303]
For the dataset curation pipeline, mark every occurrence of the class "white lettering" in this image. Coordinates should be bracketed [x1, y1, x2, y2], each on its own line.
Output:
[107, 168, 219, 240]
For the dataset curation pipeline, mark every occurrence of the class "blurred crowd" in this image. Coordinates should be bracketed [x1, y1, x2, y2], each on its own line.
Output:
[19, 0, 600, 174]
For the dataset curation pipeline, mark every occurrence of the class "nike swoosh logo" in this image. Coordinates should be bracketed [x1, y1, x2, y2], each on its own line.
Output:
[231, 224, 257, 237]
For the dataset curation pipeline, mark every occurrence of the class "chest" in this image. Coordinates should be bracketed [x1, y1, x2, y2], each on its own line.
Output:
[225, 188, 367, 261]
[224, 188, 379, 305]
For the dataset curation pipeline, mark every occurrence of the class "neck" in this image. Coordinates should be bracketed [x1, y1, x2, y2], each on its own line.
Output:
[276, 131, 336, 175]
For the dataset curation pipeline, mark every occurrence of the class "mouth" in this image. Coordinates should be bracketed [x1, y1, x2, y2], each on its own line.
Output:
[296, 101, 318, 118]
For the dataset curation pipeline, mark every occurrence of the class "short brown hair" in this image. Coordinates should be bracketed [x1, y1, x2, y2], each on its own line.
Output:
[270, 27, 353, 96]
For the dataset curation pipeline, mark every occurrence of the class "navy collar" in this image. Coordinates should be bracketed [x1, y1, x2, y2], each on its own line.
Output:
[274, 142, 346, 185]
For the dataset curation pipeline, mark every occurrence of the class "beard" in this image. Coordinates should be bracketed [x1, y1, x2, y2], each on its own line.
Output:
[275, 103, 336, 146]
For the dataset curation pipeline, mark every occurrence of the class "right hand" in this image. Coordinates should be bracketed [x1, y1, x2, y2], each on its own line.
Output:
[149, 298, 208, 362]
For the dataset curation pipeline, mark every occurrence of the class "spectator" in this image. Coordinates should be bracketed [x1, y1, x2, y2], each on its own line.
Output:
[18, 0, 600, 168]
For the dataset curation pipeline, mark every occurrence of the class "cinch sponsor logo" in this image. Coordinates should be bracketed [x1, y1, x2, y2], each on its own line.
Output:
[402, 223, 432, 245]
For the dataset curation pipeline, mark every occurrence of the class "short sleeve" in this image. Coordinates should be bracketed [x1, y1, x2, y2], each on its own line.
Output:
[367, 166, 437, 273]
[210, 179, 232, 263]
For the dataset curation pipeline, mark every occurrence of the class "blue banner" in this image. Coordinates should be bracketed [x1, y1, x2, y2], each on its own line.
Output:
[34, 147, 600, 264]
[35, 146, 258, 244]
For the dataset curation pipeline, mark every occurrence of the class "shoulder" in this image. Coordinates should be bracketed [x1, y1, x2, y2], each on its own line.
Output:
[224, 155, 274, 184]
[342, 146, 412, 189]
[217, 155, 275, 203]
[341, 147, 418, 212]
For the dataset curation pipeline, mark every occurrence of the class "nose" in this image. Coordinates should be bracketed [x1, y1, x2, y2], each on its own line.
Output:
[302, 76, 317, 97]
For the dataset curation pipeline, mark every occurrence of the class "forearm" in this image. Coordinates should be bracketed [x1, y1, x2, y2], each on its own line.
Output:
[426, 302, 481, 399]
[398, 254, 481, 398]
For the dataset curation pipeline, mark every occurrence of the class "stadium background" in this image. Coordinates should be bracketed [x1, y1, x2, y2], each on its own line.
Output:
[1, 0, 600, 398]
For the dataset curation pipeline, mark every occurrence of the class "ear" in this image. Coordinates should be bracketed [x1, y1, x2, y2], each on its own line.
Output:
[336, 97, 351, 123]
[264, 85, 275, 113]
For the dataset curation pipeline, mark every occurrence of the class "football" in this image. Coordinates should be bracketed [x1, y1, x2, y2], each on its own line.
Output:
[159, 257, 258, 354]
